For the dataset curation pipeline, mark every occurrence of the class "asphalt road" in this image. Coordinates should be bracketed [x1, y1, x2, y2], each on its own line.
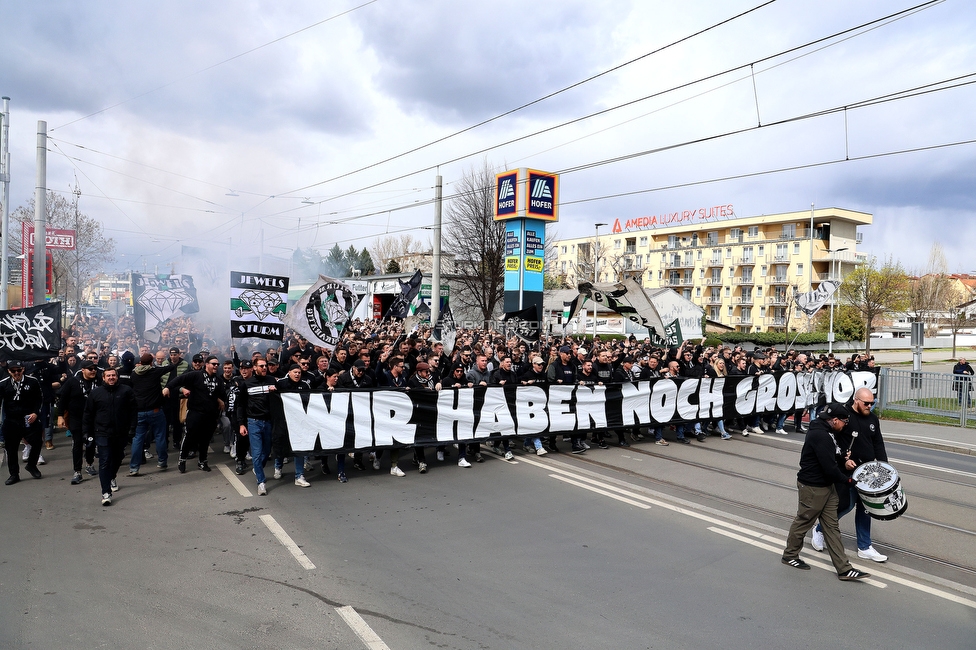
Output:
[1, 432, 974, 649]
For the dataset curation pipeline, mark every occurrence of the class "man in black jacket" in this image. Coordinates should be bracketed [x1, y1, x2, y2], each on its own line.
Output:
[83, 367, 137, 505]
[236, 358, 277, 494]
[58, 360, 101, 484]
[781, 403, 869, 581]
[165, 355, 226, 474]
[811, 387, 889, 563]
[128, 354, 177, 476]
[1, 360, 45, 484]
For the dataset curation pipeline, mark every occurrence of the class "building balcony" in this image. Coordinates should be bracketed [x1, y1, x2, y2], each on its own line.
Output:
[772, 254, 790, 263]
[768, 276, 791, 285]
[733, 257, 757, 266]
[768, 316, 787, 326]
[706, 296, 723, 305]
[734, 316, 753, 325]
[664, 259, 696, 269]
[705, 258, 724, 268]
[733, 297, 754, 306]
[663, 278, 695, 287]
[733, 277, 755, 285]
[767, 296, 789, 306]
[705, 277, 725, 286]
[625, 246, 637, 255]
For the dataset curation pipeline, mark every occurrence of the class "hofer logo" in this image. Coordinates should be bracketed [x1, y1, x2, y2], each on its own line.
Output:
[495, 171, 518, 217]
[526, 170, 557, 219]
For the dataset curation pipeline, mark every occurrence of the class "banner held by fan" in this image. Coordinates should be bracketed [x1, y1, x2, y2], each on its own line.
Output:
[283, 275, 361, 351]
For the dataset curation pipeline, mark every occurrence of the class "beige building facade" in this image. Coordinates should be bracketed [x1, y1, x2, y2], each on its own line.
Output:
[552, 207, 872, 333]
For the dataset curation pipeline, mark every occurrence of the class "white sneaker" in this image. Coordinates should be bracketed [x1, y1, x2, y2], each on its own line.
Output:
[811, 527, 825, 552]
[760, 422, 769, 431]
[295, 477, 311, 488]
[458, 458, 472, 468]
[372, 453, 381, 470]
[22, 444, 30, 461]
[245, 452, 252, 460]
[273, 467, 282, 480]
[436, 450, 445, 462]
[257, 482, 267, 496]
[775, 428, 788, 435]
[741, 428, 749, 437]
[504, 450, 514, 460]
[751, 426, 764, 435]
[390, 466, 405, 477]
[418, 462, 428, 474]
[110, 479, 119, 492]
[857, 546, 888, 562]
[37, 454, 46, 465]
[536, 447, 548, 456]
[223, 445, 231, 454]
[101, 493, 112, 506]
[230, 442, 236, 458]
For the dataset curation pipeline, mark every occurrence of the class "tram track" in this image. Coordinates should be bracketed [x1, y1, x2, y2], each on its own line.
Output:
[557, 446, 976, 578]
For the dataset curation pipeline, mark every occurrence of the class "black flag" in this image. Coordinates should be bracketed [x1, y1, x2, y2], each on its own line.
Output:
[503, 305, 540, 342]
[384, 270, 423, 320]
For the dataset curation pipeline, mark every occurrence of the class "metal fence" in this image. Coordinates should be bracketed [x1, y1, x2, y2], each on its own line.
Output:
[877, 367, 973, 427]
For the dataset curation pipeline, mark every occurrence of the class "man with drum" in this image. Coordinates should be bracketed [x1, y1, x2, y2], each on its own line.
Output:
[781, 403, 870, 581]
[811, 387, 889, 562]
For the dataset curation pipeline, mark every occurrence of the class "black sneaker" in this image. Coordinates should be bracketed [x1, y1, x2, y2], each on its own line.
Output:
[178, 460, 186, 474]
[597, 441, 609, 450]
[782, 557, 811, 570]
[474, 453, 485, 463]
[157, 462, 168, 471]
[571, 445, 586, 455]
[677, 438, 691, 444]
[197, 462, 211, 472]
[838, 569, 870, 581]
[696, 433, 707, 442]
[235, 462, 246, 475]
[71, 472, 83, 485]
[619, 440, 630, 448]
[353, 461, 365, 471]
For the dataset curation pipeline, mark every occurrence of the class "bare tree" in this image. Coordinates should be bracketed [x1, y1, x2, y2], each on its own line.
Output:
[442, 161, 505, 325]
[840, 255, 909, 355]
[907, 243, 954, 334]
[369, 233, 425, 273]
[10, 189, 116, 307]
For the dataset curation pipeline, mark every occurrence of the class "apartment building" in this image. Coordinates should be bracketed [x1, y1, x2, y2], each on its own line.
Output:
[552, 207, 871, 333]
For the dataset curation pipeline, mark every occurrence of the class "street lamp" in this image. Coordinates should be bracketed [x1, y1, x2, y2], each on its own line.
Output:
[827, 247, 848, 354]
[593, 223, 606, 339]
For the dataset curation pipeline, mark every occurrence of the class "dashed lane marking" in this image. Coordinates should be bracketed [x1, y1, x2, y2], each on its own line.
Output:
[217, 463, 253, 497]
[336, 605, 392, 650]
[259, 514, 316, 570]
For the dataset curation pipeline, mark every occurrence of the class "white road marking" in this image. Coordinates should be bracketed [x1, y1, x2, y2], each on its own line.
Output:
[708, 527, 888, 589]
[519, 454, 976, 610]
[336, 606, 391, 650]
[259, 514, 316, 570]
[889, 458, 976, 479]
[217, 464, 253, 497]
[549, 474, 651, 509]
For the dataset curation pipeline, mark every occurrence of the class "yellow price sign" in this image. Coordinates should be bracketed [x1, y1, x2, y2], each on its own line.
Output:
[524, 256, 544, 272]
[505, 256, 521, 271]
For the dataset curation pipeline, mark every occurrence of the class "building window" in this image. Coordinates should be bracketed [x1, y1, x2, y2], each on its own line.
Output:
[725, 287, 731, 298]
[742, 246, 754, 263]
[748, 226, 758, 237]
[711, 268, 721, 282]
[760, 307, 766, 318]
[741, 307, 751, 320]
[742, 267, 753, 283]
[782, 224, 796, 239]
[756, 286, 763, 296]
[797, 263, 804, 276]
[699, 268, 705, 278]
[709, 307, 720, 320]
[696, 287, 701, 297]
[726, 247, 732, 258]
[760, 265, 767, 277]
[729, 228, 742, 242]
[757, 244, 764, 257]
[561, 246, 567, 254]
[728, 306, 733, 318]
[614, 239, 621, 249]
[697, 250, 702, 260]
[776, 243, 788, 261]
[793, 242, 800, 255]
[636, 255, 643, 268]
[683, 289, 692, 300]
[706, 231, 718, 246]
[728, 266, 734, 277]
[684, 252, 694, 266]
[560, 261, 566, 272]
[639, 236, 648, 247]
[668, 235, 680, 249]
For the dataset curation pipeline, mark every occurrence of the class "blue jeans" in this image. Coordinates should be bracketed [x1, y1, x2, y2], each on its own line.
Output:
[130, 409, 168, 470]
[816, 483, 872, 550]
[275, 455, 306, 478]
[247, 419, 273, 484]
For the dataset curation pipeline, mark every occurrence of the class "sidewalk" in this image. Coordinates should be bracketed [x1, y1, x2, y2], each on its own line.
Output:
[879, 418, 976, 456]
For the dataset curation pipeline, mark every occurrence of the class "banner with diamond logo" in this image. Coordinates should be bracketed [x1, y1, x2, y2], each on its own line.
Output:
[132, 274, 200, 336]
[230, 271, 289, 341]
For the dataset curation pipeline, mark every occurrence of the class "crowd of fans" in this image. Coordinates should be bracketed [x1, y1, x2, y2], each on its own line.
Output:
[0, 312, 880, 501]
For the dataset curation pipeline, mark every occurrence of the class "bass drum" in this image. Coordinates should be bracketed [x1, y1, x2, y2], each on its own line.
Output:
[852, 461, 908, 521]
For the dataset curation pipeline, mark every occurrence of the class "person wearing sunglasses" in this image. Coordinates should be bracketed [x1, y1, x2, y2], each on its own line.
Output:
[810, 387, 889, 563]
[163, 356, 226, 474]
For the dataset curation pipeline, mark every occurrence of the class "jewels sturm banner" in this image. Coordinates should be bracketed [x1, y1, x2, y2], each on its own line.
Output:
[230, 271, 289, 341]
[276, 370, 879, 453]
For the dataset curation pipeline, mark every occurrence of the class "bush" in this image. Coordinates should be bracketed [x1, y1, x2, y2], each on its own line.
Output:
[711, 331, 834, 346]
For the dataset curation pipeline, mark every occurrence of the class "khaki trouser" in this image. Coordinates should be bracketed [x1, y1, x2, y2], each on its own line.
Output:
[783, 481, 853, 575]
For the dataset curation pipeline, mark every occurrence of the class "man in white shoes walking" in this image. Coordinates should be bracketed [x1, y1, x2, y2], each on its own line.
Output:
[811, 388, 889, 563]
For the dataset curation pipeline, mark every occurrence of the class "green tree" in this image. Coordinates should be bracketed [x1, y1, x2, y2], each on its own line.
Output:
[385, 258, 401, 274]
[813, 304, 865, 342]
[322, 244, 347, 277]
[358, 247, 376, 275]
[840, 256, 909, 354]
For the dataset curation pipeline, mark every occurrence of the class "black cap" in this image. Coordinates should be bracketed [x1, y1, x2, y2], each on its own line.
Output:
[621, 356, 635, 364]
[80, 360, 97, 370]
[192, 353, 205, 363]
[169, 347, 180, 354]
[558, 345, 571, 354]
[267, 357, 279, 365]
[7, 359, 25, 369]
[819, 403, 851, 421]
[352, 359, 366, 370]
[239, 360, 253, 369]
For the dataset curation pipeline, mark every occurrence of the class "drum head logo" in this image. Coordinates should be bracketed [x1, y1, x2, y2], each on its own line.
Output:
[305, 282, 355, 347]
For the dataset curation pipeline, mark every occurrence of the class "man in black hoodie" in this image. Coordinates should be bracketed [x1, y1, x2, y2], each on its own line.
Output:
[59, 360, 101, 484]
[83, 367, 137, 506]
[128, 353, 177, 475]
[781, 403, 869, 581]
[165, 355, 226, 474]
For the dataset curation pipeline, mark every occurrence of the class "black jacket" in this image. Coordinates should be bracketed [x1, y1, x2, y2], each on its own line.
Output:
[0, 375, 43, 420]
[131, 364, 176, 411]
[845, 409, 887, 467]
[796, 418, 851, 487]
[83, 382, 138, 440]
[237, 373, 278, 421]
[58, 373, 100, 435]
[166, 370, 226, 420]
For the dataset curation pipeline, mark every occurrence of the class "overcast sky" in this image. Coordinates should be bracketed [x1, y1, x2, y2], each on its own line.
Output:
[1, 0, 974, 277]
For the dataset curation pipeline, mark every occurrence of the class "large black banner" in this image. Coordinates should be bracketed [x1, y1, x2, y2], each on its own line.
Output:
[279, 370, 879, 453]
[0, 302, 62, 361]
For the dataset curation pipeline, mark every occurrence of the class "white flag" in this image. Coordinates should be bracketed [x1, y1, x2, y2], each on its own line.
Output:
[796, 280, 840, 316]
[282, 275, 361, 351]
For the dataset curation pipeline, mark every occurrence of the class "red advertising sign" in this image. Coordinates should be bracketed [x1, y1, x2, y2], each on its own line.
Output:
[25, 225, 77, 250]
[21, 223, 74, 306]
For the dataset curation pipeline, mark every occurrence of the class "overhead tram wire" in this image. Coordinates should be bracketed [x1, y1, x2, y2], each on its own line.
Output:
[277, 1, 780, 198]
[289, 70, 976, 234]
[51, 0, 381, 132]
[45, 0, 940, 234]
[255, 0, 945, 219]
